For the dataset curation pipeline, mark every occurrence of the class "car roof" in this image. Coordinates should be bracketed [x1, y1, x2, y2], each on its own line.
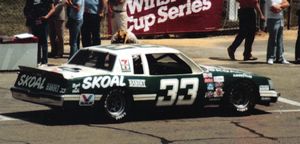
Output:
[84, 44, 181, 55]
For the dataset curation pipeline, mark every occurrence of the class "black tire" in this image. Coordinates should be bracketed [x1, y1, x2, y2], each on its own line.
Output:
[103, 89, 132, 122]
[226, 80, 258, 114]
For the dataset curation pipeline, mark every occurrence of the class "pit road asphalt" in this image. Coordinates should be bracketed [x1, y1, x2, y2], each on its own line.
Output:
[0, 30, 299, 144]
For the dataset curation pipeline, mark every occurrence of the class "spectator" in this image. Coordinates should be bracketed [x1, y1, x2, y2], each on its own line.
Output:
[49, 0, 66, 58]
[108, 0, 128, 34]
[81, 0, 105, 47]
[111, 29, 138, 44]
[66, 0, 84, 59]
[227, 0, 265, 61]
[295, 3, 300, 64]
[265, 0, 290, 64]
[24, 0, 55, 66]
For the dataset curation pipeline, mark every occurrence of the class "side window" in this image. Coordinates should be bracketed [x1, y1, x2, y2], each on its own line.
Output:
[132, 55, 144, 74]
[146, 53, 192, 75]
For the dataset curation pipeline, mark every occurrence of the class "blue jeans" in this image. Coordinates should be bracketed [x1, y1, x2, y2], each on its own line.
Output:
[68, 18, 83, 59]
[267, 18, 285, 61]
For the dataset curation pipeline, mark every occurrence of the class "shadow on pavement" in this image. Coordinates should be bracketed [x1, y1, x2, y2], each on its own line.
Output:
[2, 107, 270, 125]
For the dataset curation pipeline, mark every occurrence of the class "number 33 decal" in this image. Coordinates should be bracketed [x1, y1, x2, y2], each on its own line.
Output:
[156, 78, 199, 106]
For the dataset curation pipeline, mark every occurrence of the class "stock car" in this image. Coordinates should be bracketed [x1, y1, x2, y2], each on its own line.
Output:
[11, 44, 279, 121]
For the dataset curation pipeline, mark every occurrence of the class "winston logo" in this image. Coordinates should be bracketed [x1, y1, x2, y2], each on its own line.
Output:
[128, 0, 212, 32]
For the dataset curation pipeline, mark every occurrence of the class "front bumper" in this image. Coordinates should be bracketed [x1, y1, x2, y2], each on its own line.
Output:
[259, 90, 280, 103]
[11, 87, 102, 107]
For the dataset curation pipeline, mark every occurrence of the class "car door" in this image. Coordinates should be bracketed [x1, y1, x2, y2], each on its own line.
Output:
[143, 53, 206, 107]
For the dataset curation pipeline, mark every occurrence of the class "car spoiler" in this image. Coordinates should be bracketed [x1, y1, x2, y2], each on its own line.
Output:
[19, 66, 65, 79]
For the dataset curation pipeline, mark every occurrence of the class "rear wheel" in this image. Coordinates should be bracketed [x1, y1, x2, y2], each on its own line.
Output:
[226, 80, 257, 114]
[103, 89, 132, 122]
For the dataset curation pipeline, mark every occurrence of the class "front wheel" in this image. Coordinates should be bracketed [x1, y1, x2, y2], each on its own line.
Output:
[103, 89, 132, 122]
[226, 80, 258, 114]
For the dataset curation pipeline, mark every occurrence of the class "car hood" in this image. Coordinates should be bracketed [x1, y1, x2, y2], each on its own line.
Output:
[200, 65, 253, 75]
[39, 64, 110, 79]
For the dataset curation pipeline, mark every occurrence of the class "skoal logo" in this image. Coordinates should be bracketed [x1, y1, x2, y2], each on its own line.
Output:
[17, 74, 46, 89]
[82, 76, 126, 89]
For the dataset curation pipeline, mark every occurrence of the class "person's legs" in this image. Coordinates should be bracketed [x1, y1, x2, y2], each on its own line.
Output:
[81, 13, 91, 47]
[49, 19, 57, 56]
[55, 20, 64, 57]
[40, 23, 49, 64]
[91, 14, 101, 46]
[276, 23, 288, 63]
[267, 19, 279, 63]
[296, 11, 300, 62]
[227, 9, 247, 60]
[69, 19, 83, 59]
[243, 9, 256, 60]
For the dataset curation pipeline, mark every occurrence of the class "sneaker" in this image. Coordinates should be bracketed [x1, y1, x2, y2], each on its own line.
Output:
[227, 48, 235, 60]
[38, 64, 48, 67]
[267, 58, 273, 65]
[281, 59, 290, 64]
[244, 56, 258, 61]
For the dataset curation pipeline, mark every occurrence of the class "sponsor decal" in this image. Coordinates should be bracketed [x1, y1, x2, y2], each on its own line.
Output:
[203, 73, 213, 83]
[17, 74, 46, 89]
[215, 82, 223, 87]
[72, 83, 81, 93]
[233, 73, 253, 79]
[204, 78, 213, 83]
[207, 83, 214, 91]
[203, 73, 213, 78]
[120, 59, 131, 72]
[205, 91, 214, 98]
[213, 76, 224, 83]
[207, 67, 240, 73]
[82, 76, 126, 89]
[214, 88, 224, 97]
[45, 83, 60, 93]
[129, 79, 146, 88]
[79, 94, 95, 106]
[259, 85, 270, 91]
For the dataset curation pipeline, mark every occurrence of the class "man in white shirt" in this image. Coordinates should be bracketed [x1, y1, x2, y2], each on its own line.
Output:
[265, 0, 290, 64]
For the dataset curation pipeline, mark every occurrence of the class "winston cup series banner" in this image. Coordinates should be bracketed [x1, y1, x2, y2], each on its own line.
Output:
[126, 0, 223, 35]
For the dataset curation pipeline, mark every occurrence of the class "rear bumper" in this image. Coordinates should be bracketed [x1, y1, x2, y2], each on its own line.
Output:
[11, 87, 102, 107]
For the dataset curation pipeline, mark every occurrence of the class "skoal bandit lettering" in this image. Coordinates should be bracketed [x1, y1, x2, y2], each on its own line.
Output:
[17, 74, 46, 89]
[128, 0, 212, 32]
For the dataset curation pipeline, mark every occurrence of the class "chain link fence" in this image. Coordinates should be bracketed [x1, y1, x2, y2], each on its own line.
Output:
[0, 0, 298, 36]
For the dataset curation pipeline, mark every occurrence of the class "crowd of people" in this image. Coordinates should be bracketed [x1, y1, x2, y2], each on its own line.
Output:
[228, 0, 299, 65]
[23, 0, 138, 66]
[23, 0, 299, 66]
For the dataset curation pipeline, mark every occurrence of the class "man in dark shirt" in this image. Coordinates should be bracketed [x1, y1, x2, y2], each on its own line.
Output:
[227, 0, 265, 61]
[24, 0, 55, 66]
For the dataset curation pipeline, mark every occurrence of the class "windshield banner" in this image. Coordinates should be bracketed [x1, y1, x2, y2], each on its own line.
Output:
[125, 0, 223, 35]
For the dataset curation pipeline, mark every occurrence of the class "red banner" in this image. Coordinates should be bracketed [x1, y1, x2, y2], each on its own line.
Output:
[127, 0, 224, 35]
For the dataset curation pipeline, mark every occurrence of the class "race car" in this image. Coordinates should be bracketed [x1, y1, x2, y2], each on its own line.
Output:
[11, 44, 279, 121]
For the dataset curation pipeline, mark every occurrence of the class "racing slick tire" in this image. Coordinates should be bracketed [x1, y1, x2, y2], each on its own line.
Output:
[103, 88, 132, 122]
[225, 80, 258, 114]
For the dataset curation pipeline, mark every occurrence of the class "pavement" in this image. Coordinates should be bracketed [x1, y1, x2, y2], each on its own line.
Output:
[0, 29, 300, 144]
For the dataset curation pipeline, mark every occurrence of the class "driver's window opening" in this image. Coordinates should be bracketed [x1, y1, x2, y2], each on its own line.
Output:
[146, 53, 192, 75]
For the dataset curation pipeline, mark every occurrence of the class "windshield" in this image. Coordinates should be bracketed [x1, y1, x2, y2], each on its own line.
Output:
[68, 49, 116, 71]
